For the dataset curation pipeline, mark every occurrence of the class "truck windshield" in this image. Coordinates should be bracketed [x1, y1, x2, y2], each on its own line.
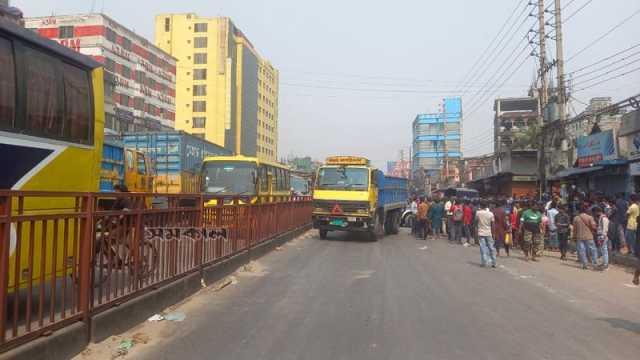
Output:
[202, 162, 257, 196]
[316, 167, 369, 191]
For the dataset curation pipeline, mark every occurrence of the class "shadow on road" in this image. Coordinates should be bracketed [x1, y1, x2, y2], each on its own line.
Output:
[319, 231, 374, 243]
[598, 317, 640, 334]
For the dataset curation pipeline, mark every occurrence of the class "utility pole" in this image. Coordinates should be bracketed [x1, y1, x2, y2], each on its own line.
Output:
[537, 0, 548, 198]
[554, 0, 567, 123]
[537, 0, 548, 111]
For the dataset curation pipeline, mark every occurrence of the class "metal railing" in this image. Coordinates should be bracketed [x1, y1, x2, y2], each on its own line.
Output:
[0, 191, 312, 352]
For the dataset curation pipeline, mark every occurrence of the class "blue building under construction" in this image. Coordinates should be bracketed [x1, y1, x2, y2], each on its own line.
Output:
[412, 97, 463, 187]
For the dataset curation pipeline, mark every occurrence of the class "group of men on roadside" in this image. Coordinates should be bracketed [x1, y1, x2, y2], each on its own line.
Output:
[408, 194, 640, 284]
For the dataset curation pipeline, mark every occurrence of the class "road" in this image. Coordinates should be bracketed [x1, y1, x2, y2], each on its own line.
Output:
[88, 229, 640, 360]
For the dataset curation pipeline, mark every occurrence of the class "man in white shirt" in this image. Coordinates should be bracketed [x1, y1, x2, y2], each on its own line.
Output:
[546, 202, 559, 250]
[444, 198, 453, 240]
[475, 200, 497, 268]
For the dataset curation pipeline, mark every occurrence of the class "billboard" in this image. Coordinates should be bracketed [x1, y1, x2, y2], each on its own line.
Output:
[576, 130, 617, 167]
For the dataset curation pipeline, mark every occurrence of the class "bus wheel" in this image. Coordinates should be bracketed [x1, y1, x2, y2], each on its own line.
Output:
[319, 229, 328, 239]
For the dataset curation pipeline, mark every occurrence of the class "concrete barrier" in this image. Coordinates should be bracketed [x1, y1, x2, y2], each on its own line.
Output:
[0, 322, 88, 360]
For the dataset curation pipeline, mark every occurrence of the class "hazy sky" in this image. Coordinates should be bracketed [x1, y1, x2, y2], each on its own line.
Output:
[15, 0, 640, 168]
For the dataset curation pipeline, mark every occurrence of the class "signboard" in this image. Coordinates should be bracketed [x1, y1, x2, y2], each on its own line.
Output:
[512, 175, 537, 182]
[623, 132, 640, 161]
[630, 161, 640, 176]
[576, 130, 617, 167]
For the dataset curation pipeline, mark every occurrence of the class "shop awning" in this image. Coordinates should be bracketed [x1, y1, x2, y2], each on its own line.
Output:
[548, 166, 603, 180]
[593, 159, 629, 166]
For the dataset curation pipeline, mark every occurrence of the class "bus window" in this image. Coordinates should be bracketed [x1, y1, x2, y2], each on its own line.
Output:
[126, 150, 134, 170]
[25, 46, 62, 139]
[62, 62, 92, 144]
[137, 152, 146, 175]
[0, 37, 15, 129]
[259, 165, 268, 192]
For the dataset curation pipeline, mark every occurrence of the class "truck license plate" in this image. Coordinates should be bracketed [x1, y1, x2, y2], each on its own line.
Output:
[330, 219, 346, 227]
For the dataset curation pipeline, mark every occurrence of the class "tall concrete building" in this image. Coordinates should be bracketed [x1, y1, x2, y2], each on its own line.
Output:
[412, 97, 463, 189]
[155, 14, 278, 161]
[25, 14, 177, 133]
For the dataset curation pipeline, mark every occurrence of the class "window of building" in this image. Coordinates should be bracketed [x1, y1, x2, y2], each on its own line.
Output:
[164, 17, 170, 32]
[134, 97, 144, 111]
[121, 37, 132, 51]
[192, 101, 206, 112]
[59, 26, 74, 39]
[192, 117, 206, 128]
[104, 58, 115, 72]
[193, 85, 206, 96]
[193, 37, 207, 48]
[0, 37, 15, 129]
[135, 70, 144, 84]
[106, 28, 117, 42]
[120, 94, 130, 107]
[194, 53, 207, 64]
[193, 69, 207, 80]
[62, 62, 92, 144]
[194, 23, 208, 32]
[121, 65, 131, 79]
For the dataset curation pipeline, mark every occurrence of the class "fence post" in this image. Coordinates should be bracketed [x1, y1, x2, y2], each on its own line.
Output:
[78, 194, 94, 334]
[0, 193, 12, 345]
[197, 194, 204, 269]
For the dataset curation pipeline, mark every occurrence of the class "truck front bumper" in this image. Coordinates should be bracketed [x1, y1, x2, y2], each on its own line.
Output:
[312, 214, 373, 232]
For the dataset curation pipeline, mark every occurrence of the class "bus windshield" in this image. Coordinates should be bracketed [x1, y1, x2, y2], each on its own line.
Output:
[202, 162, 257, 196]
[316, 167, 369, 191]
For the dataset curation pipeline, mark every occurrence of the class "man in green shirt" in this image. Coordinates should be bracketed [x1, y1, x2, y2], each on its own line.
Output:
[520, 201, 543, 261]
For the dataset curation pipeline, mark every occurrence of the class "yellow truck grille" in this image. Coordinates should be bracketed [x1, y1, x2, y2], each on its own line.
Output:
[312, 200, 369, 214]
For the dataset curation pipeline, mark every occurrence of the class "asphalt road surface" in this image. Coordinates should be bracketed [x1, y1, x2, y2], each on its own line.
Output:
[122, 229, 640, 360]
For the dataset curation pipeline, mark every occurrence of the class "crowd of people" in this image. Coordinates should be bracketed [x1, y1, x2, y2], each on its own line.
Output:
[409, 193, 640, 285]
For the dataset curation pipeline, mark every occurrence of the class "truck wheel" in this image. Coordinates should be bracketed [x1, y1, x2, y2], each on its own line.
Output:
[384, 214, 393, 235]
[391, 212, 400, 235]
[369, 211, 383, 241]
[319, 229, 328, 239]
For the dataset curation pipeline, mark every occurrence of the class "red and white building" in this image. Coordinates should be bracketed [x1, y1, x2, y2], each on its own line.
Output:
[25, 14, 177, 133]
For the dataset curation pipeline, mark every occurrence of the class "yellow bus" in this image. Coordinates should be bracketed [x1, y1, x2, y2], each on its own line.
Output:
[201, 155, 291, 204]
[0, 18, 104, 289]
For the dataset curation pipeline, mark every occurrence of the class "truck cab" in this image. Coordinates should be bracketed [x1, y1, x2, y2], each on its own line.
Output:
[312, 156, 407, 240]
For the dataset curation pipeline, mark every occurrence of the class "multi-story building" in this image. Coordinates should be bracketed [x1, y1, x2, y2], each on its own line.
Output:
[25, 14, 177, 133]
[412, 97, 462, 189]
[155, 13, 279, 161]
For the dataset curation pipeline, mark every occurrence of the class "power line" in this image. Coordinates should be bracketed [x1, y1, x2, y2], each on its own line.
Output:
[567, 8, 640, 62]
[570, 51, 640, 80]
[573, 65, 640, 92]
[454, 0, 529, 93]
[563, 0, 593, 23]
[465, 43, 534, 117]
[568, 42, 640, 75]
[457, 1, 532, 97]
[571, 57, 640, 87]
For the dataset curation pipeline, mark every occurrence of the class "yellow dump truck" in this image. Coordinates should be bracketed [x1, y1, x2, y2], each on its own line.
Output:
[312, 156, 408, 240]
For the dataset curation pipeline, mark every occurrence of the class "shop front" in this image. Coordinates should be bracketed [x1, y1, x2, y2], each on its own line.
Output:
[619, 109, 640, 193]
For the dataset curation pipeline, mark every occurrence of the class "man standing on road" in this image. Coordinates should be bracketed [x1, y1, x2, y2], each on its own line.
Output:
[445, 197, 454, 240]
[416, 197, 429, 240]
[520, 201, 543, 261]
[613, 193, 628, 253]
[547, 202, 559, 251]
[594, 206, 610, 270]
[476, 200, 497, 268]
[493, 200, 509, 257]
[625, 194, 639, 256]
[573, 204, 598, 270]
[451, 200, 466, 246]
[409, 197, 418, 235]
[429, 198, 444, 237]
[555, 205, 571, 260]
[462, 199, 473, 246]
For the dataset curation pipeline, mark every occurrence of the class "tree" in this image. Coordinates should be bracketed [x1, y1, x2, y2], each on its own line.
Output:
[511, 123, 540, 150]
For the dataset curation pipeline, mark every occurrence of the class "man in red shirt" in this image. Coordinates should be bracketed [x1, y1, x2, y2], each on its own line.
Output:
[462, 199, 473, 247]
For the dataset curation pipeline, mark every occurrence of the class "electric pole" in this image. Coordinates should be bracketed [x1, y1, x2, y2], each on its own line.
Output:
[441, 101, 448, 187]
[537, 0, 548, 112]
[537, 0, 548, 198]
[554, 0, 567, 123]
